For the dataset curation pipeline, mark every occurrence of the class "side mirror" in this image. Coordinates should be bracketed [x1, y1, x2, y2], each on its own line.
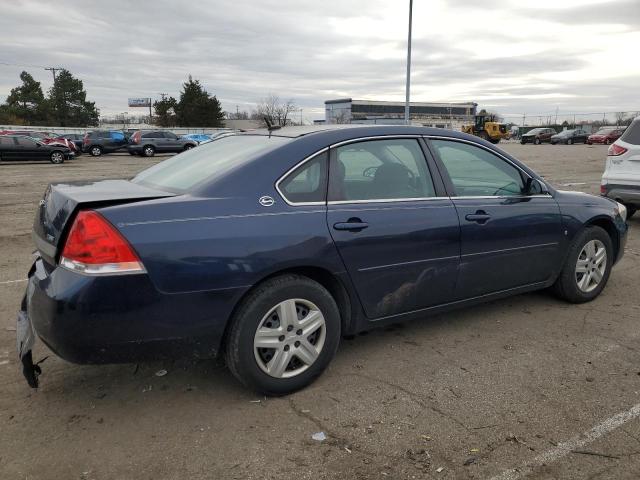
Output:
[525, 177, 547, 195]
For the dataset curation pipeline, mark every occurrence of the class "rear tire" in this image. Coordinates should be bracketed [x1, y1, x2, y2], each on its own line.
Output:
[567, 138, 573, 145]
[552, 226, 613, 303]
[50, 151, 65, 164]
[183, 144, 194, 151]
[89, 146, 102, 157]
[225, 275, 341, 395]
[605, 138, 611, 145]
[143, 145, 155, 157]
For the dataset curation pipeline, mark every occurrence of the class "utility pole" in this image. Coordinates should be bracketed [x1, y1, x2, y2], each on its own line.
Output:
[44, 67, 61, 83]
[404, 0, 413, 125]
[45, 67, 63, 125]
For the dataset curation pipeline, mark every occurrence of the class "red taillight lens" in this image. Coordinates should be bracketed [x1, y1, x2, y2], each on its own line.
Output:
[60, 210, 144, 274]
[133, 132, 141, 144]
[83, 137, 90, 145]
[608, 144, 627, 156]
[600, 184, 607, 195]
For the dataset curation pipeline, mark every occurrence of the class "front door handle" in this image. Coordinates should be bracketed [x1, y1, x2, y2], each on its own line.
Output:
[333, 218, 369, 231]
[465, 211, 491, 224]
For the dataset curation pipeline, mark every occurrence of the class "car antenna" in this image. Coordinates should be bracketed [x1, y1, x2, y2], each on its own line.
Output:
[264, 117, 281, 138]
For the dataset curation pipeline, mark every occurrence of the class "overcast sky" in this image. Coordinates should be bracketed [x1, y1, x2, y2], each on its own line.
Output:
[1, 0, 639, 122]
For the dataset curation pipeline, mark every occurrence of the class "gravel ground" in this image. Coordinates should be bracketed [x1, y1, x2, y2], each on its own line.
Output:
[1, 143, 640, 480]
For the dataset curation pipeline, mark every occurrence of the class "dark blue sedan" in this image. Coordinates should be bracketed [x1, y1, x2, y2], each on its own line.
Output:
[17, 126, 628, 394]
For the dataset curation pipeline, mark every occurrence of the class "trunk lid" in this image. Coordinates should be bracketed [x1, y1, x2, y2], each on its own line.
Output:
[33, 179, 175, 264]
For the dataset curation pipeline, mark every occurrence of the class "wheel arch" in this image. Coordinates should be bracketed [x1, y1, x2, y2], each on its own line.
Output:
[584, 216, 619, 260]
[221, 266, 358, 353]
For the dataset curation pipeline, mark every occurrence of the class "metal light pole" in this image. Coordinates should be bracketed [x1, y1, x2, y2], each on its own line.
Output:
[404, 0, 413, 125]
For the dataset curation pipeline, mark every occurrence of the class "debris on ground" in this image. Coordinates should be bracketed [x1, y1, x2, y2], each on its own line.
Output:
[436, 466, 444, 473]
[142, 385, 153, 393]
[249, 400, 261, 403]
[344, 446, 352, 453]
[312, 431, 326, 441]
[155, 369, 168, 377]
[464, 456, 478, 465]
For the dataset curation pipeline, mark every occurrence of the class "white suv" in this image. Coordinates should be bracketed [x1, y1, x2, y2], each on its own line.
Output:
[601, 117, 640, 219]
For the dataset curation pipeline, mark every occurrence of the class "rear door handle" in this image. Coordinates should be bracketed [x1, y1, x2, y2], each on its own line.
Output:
[333, 219, 369, 231]
[465, 211, 491, 224]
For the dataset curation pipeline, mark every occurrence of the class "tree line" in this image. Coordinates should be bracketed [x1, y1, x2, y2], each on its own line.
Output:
[1, 69, 298, 128]
[0, 70, 99, 127]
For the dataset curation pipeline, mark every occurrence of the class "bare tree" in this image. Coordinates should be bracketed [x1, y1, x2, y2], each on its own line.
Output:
[255, 94, 297, 127]
[615, 111, 627, 126]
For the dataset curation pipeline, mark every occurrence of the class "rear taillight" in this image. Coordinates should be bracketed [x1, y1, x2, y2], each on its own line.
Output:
[132, 132, 141, 144]
[60, 210, 144, 275]
[83, 136, 90, 145]
[608, 144, 627, 156]
[600, 184, 607, 195]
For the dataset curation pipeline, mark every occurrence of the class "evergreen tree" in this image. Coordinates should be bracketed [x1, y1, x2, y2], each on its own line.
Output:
[48, 69, 99, 127]
[154, 96, 178, 127]
[5, 71, 47, 125]
[176, 76, 225, 127]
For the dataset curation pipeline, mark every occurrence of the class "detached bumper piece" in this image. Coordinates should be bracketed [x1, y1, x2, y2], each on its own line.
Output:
[17, 308, 40, 388]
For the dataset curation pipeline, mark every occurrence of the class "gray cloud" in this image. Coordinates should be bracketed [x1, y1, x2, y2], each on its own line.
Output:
[0, 0, 638, 121]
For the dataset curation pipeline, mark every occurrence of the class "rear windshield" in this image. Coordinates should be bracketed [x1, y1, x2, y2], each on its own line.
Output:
[619, 119, 640, 145]
[132, 134, 290, 193]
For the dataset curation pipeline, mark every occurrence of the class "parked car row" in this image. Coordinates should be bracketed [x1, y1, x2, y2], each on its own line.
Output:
[521, 126, 627, 146]
[0, 129, 224, 163]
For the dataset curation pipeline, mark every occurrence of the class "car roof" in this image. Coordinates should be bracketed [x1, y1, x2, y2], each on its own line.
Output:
[236, 124, 477, 141]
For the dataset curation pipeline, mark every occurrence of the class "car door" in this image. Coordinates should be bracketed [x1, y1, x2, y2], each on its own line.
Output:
[162, 132, 181, 151]
[15, 137, 44, 160]
[428, 138, 563, 299]
[0, 136, 19, 160]
[325, 137, 460, 319]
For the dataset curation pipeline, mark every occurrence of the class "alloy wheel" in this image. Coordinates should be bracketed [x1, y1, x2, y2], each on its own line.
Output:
[253, 299, 326, 379]
[50, 152, 64, 164]
[575, 239, 607, 293]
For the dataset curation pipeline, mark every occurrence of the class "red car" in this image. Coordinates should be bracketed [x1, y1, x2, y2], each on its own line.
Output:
[587, 127, 625, 145]
[0, 130, 80, 155]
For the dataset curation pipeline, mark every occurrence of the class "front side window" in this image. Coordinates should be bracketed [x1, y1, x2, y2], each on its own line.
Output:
[431, 140, 525, 197]
[329, 139, 435, 202]
[278, 151, 328, 204]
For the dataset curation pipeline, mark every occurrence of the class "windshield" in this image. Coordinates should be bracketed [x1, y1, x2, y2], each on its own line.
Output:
[133, 134, 290, 193]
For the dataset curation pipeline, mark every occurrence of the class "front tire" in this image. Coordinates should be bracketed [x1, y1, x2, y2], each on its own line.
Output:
[534, 137, 541, 145]
[567, 138, 573, 145]
[225, 275, 341, 395]
[552, 226, 613, 303]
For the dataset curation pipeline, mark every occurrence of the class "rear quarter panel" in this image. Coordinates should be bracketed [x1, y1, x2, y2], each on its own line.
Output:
[98, 196, 346, 295]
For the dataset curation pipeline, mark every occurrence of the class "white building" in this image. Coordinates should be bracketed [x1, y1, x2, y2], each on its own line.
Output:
[325, 98, 477, 130]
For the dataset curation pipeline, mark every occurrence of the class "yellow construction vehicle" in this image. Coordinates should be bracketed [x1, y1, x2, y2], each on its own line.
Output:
[462, 114, 510, 144]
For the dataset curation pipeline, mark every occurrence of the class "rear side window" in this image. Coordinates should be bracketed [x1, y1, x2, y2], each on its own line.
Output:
[329, 139, 435, 202]
[278, 151, 328, 204]
[620, 119, 640, 145]
[133, 135, 290, 193]
[142, 132, 160, 139]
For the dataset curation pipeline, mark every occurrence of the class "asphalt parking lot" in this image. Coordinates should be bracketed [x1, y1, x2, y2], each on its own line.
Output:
[1, 144, 640, 480]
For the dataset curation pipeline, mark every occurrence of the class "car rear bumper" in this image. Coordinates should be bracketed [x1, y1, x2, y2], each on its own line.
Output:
[127, 145, 144, 154]
[24, 256, 242, 364]
[602, 183, 640, 207]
